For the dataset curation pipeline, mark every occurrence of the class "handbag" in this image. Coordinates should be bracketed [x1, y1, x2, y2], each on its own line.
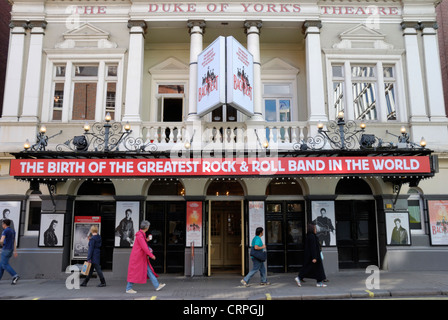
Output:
[81, 261, 91, 275]
[250, 247, 267, 262]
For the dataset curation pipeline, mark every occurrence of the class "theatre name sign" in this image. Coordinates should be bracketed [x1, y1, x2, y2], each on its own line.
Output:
[70, 2, 401, 16]
[10, 156, 431, 178]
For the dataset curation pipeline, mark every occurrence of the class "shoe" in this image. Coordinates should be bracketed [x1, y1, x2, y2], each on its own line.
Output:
[241, 279, 249, 287]
[260, 282, 271, 286]
[80, 282, 87, 287]
[11, 276, 20, 285]
[294, 277, 301, 287]
[97, 283, 106, 287]
[126, 289, 137, 294]
[316, 282, 327, 287]
[156, 283, 166, 291]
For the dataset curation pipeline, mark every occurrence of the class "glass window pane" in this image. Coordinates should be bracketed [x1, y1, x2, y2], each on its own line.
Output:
[158, 85, 184, 94]
[385, 83, 396, 120]
[53, 83, 64, 121]
[332, 65, 344, 78]
[287, 220, 303, 244]
[353, 82, 377, 120]
[333, 82, 344, 118]
[383, 66, 394, 78]
[357, 221, 369, 240]
[266, 203, 282, 213]
[75, 66, 98, 77]
[279, 100, 291, 122]
[106, 82, 116, 120]
[107, 65, 117, 77]
[168, 220, 185, 244]
[72, 82, 97, 120]
[264, 84, 290, 95]
[267, 221, 283, 244]
[287, 203, 303, 212]
[265, 100, 277, 122]
[56, 66, 66, 77]
[351, 66, 375, 78]
[336, 221, 351, 241]
[408, 199, 422, 229]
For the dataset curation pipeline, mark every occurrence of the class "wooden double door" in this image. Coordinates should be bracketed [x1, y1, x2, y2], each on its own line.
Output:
[209, 201, 243, 273]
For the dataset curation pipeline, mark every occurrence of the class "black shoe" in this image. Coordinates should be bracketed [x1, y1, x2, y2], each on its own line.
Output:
[11, 276, 20, 285]
[97, 283, 106, 287]
[80, 282, 87, 287]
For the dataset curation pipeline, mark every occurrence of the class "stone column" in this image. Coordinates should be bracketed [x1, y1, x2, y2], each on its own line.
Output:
[1, 21, 27, 122]
[420, 21, 447, 121]
[303, 21, 327, 124]
[401, 21, 428, 122]
[245, 20, 263, 121]
[123, 20, 147, 123]
[186, 20, 205, 122]
[20, 21, 47, 122]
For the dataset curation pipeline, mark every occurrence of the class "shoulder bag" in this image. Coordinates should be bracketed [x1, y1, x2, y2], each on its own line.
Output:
[250, 247, 267, 262]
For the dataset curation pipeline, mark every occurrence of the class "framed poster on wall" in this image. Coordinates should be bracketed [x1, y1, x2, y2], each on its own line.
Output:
[72, 216, 101, 260]
[311, 201, 336, 247]
[115, 201, 139, 247]
[39, 213, 64, 247]
[0, 201, 21, 247]
[385, 211, 411, 245]
[186, 201, 202, 247]
[249, 201, 265, 245]
[427, 200, 448, 245]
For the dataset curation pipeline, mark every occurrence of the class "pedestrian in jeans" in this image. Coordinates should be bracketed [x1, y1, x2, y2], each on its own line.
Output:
[80, 225, 106, 287]
[0, 219, 19, 284]
[241, 227, 270, 286]
[126, 220, 165, 293]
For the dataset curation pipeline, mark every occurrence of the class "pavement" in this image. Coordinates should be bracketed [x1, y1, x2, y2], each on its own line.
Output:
[1, 269, 448, 301]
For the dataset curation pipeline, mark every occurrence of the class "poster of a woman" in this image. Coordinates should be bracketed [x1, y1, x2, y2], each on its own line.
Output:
[428, 200, 448, 245]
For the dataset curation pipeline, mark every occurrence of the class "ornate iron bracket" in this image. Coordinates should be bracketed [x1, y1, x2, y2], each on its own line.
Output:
[24, 128, 62, 151]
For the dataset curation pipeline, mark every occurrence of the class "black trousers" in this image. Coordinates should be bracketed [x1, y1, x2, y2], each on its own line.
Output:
[83, 263, 106, 284]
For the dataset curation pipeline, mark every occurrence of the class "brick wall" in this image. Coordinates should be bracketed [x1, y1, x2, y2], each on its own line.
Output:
[437, 0, 448, 116]
[0, 1, 11, 117]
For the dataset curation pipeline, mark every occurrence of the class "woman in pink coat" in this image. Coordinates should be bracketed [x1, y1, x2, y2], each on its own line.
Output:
[126, 220, 166, 293]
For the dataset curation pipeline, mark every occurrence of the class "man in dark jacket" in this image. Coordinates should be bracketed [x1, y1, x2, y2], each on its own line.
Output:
[390, 218, 409, 245]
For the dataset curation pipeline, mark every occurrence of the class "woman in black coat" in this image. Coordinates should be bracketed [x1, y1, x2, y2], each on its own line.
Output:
[81, 225, 106, 287]
[295, 223, 327, 287]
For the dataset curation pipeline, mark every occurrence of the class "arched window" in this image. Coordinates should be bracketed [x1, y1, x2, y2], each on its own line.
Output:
[266, 179, 303, 195]
[148, 179, 185, 196]
[335, 178, 372, 195]
[77, 179, 115, 195]
[206, 179, 244, 196]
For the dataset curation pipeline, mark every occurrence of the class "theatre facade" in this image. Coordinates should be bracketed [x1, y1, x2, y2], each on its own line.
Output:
[1, 0, 448, 279]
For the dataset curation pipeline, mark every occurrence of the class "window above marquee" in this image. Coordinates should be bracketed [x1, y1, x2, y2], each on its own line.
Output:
[324, 24, 406, 123]
[42, 23, 125, 123]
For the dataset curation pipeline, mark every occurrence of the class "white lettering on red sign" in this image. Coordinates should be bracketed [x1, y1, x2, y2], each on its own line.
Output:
[10, 156, 429, 177]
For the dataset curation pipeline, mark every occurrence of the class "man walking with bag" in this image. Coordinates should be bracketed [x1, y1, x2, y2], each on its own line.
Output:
[0, 219, 19, 284]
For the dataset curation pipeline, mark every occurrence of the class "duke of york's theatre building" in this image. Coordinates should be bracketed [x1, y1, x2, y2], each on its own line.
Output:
[1, 0, 448, 279]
